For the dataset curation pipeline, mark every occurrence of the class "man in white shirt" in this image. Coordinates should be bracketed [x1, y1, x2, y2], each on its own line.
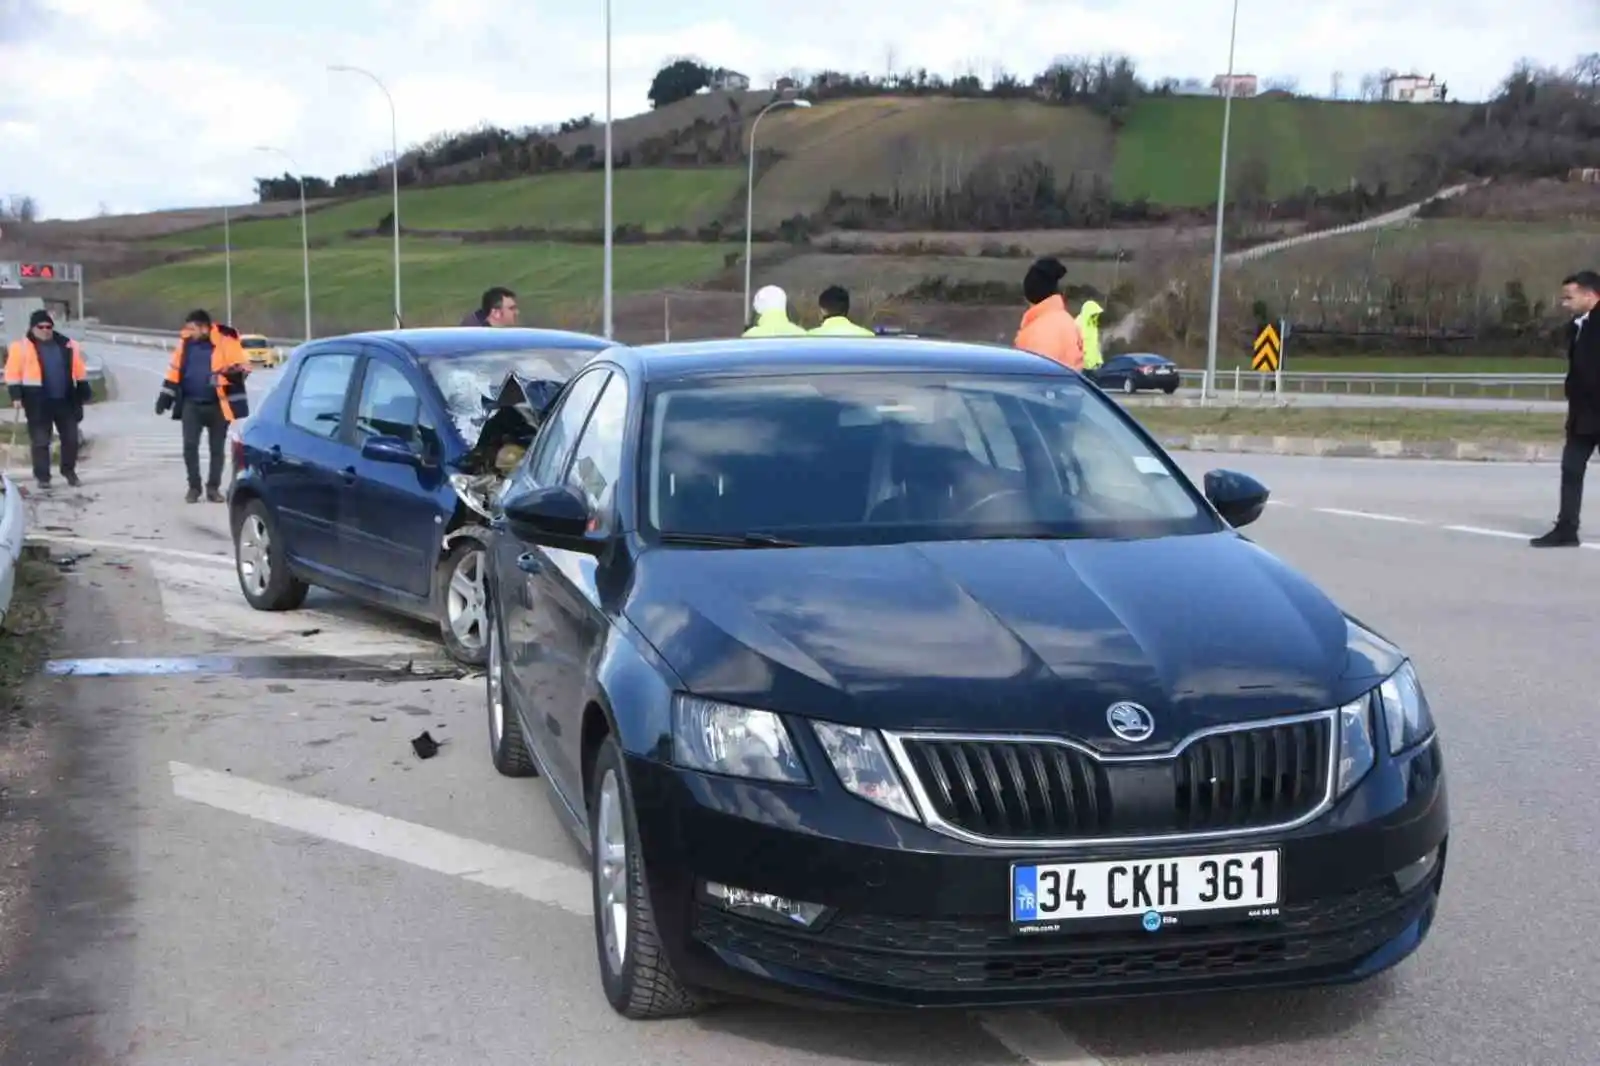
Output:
[1531, 270, 1600, 547]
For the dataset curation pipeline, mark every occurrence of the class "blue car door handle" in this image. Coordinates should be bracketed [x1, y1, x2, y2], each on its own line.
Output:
[341, 465, 357, 484]
[516, 552, 544, 575]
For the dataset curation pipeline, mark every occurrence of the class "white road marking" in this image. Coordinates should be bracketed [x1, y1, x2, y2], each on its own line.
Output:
[1442, 524, 1600, 550]
[977, 1011, 1107, 1065]
[28, 533, 232, 565]
[1315, 507, 1425, 524]
[168, 761, 594, 915]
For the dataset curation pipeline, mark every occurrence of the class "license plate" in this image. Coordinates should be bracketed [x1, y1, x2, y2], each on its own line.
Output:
[1011, 849, 1280, 927]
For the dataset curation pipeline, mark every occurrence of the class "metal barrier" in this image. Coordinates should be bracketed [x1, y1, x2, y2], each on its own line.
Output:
[1177, 368, 1565, 400]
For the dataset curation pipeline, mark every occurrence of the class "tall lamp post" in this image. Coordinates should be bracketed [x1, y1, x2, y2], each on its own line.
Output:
[329, 64, 403, 329]
[602, 0, 614, 338]
[742, 95, 811, 320]
[223, 203, 233, 323]
[255, 146, 312, 341]
[1201, 0, 1243, 404]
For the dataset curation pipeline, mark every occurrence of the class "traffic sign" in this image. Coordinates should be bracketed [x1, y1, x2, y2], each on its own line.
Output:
[1251, 323, 1281, 372]
[0, 261, 81, 288]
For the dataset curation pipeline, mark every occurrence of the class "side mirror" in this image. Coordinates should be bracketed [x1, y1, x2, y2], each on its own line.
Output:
[502, 484, 599, 551]
[1204, 469, 1270, 528]
[361, 434, 421, 466]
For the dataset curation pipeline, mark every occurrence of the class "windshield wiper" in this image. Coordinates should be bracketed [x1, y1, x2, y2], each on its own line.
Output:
[656, 531, 807, 548]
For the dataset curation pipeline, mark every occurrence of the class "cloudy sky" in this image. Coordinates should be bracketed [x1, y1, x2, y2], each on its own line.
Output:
[1, 0, 1593, 220]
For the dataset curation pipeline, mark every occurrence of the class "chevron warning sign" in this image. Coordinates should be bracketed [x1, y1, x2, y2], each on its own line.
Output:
[1251, 323, 1281, 372]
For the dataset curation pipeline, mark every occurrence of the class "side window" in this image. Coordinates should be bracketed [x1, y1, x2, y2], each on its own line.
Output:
[286, 353, 357, 438]
[961, 394, 1024, 471]
[354, 359, 440, 454]
[523, 369, 610, 490]
[563, 375, 628, 533]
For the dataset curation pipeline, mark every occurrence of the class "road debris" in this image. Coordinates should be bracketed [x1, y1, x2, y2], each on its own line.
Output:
[410, 731, 443, 759]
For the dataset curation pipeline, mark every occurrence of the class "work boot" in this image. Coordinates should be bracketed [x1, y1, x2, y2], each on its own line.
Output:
[185, 487, 201, 504]
[1530, 523, 1579, 548]
[64, 472, 81, 488]
[35, 476, 51, 489]
[206, 487, 225, 503]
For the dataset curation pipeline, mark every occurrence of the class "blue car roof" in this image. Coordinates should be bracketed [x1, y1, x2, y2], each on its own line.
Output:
[323, 326, 615, 359]
[623, 337, 1075, 382]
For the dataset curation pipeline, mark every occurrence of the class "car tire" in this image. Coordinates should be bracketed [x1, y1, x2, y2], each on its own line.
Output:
[232, 498, 309, 612]
[485, 604, 538, 778]
[589, 735, 704, 1020]
[1122, 377, 1137, 394]
[1163, 383, 1178, 395]
[437, 537, 489, 666]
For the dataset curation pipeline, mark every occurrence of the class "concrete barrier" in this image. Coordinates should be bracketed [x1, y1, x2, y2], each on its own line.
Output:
[0, 472, 27, 628]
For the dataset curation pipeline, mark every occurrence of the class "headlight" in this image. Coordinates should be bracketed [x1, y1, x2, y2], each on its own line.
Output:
[1335, 693, 1377, 799]
[811, 722, 919, 821]
[671, 696, 808, 783]
[1378, 660, 1435, 754]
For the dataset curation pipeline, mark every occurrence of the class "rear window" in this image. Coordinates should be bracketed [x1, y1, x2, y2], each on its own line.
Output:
[240, 337, 267, 348]
[641, 372, 1213, 547]
[1130, 354, 1171, 365]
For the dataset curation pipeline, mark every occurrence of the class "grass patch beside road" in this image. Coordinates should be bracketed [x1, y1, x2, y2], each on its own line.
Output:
[1128, 405, 1568, 443]
[0, 557, 60, 715]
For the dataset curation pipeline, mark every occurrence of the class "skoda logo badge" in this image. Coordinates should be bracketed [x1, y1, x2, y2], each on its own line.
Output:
[1106, 701, 1155, 742]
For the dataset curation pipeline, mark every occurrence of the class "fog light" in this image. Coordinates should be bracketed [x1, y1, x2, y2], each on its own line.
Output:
[1393, 847, 1441, 894]
[704, 881, 828, 928]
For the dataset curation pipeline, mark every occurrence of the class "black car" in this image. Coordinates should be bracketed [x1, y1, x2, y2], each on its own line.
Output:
[482, 337, 1447, 1018]
[1089, 352, 1181, 394]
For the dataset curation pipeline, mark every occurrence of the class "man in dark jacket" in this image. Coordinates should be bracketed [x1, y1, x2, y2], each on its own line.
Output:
[3, 310, 92, 487]
[459, 286, 520, 327]
[1531, 270, 1600, 547]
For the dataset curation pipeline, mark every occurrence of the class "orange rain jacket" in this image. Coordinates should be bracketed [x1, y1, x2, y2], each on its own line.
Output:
[1014, 294, 1086, 372]
[5, 334, 93, 412]
[156, 324, 252, 422]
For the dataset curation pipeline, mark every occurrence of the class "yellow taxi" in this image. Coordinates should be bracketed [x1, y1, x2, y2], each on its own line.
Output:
[239, 333, 283, 367]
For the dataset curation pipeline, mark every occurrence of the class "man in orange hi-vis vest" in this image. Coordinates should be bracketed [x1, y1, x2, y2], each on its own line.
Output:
[4, 309, 92, 488]
[155, 309, 251, 503]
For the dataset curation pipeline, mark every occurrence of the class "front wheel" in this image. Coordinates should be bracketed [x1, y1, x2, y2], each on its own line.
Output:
[485, 606, 538, 777]
[437, 537, 489, 666]
[590, 736, 704, 1020]
[1122, 376, 1137, 394]
[233, 498, 309, 611]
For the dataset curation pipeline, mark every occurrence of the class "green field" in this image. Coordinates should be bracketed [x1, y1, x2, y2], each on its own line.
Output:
[1111, 97, 1466, 206]
[98, 241, 742, 334]
[1131, 405, 1567, 442]
[151, 168, 746, 249]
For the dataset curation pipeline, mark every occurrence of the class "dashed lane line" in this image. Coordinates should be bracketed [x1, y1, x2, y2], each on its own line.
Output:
[169, 761, 1106, 1064]
[1274, 503, 1600, 550]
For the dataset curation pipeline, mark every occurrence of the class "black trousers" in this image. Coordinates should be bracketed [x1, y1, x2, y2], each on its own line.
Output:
[1557, 431, 1600, 531]
[25, 400, 80, 482]
[181, 400, 228, 491]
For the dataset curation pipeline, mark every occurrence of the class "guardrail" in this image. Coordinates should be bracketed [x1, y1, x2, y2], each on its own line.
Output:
[0, 472, 27, 628]
[74, 323, 302, 350]
[1180, 367, 1565, 401]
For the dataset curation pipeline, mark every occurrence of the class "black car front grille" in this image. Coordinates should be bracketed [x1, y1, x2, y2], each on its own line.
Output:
[693, 876, 1433, 996]
[898, 716, 1333, 841]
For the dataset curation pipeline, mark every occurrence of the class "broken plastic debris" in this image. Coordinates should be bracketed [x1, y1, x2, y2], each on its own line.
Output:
[411, 731, 443, 759]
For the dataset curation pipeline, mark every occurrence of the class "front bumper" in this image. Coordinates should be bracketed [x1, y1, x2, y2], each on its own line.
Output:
[628, 736, 1448, 1009]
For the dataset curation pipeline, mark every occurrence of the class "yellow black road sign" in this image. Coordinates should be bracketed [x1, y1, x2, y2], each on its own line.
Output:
[1251, 323, 1281, 372]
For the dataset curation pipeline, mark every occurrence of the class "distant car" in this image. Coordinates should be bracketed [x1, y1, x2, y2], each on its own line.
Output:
[225, 326, 613, 664]
[1088, 352, 1181, 395]
[240, 333, 284, 367]
[482, 335, 1447, 1019]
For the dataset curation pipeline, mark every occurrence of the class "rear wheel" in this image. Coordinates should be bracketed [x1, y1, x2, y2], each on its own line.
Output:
[233, 498, 309, 611]
[1122, 376, 1137, 395]
[590, 736, 703, 1020]
[485, 607, 537, 777]
[437, 538, 489, 666]
[1162, 383, 1178, 395]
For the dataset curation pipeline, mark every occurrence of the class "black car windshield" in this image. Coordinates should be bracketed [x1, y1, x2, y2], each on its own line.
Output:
[426, 348, 598, 443]
[641, 372, 1217, 546]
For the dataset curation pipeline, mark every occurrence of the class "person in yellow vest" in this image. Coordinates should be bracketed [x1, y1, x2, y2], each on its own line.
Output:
[742, 285, 807, 337]
[154, 309, 251, 503]
[1077, 299, 1105, 372]
[809, 286, 875, 336]
[4, 309, 92, 488]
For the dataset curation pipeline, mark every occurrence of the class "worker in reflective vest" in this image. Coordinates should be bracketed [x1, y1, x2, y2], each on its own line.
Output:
[4, 309, 92, 488]
[155, 309, 251, 503]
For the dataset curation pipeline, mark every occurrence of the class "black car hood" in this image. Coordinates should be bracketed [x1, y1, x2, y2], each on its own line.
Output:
[626, 532, 1388, 751]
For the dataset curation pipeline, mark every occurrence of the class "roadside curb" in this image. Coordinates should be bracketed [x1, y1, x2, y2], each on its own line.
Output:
[1154, 433, 1566, 463]
[0, 472, 28, 627]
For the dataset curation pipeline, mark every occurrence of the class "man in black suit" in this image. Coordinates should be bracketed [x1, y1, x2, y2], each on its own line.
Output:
[1531, 270, 1600, 548]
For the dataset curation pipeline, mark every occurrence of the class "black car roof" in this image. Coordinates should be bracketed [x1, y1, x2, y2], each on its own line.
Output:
[620, 337, 1075, 382]
[314, 326, 615, 359]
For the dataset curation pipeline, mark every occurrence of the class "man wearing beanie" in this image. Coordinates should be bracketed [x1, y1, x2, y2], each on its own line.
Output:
[1014, 257, 1085, 371]
[3, 309, 92, 487]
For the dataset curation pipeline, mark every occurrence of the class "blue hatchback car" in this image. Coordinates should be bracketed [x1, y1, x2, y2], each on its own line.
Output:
[226, 326, 613, 664]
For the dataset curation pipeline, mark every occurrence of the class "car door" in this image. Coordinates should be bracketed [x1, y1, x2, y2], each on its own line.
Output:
[271, 349, 361, 571]
[340, 351, 447, 601]
[493, 366, 612, 769]
[524, 369, 630, 802]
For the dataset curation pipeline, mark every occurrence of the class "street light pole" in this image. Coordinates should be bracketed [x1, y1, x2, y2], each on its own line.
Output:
[223, 203, 233, 323]
[255, 146, 312, 341]
[1202, 0, 1242, 404]
[602, 0, 614, 339]
[330, 64, 402, 328]
[742, 96, 811, 322]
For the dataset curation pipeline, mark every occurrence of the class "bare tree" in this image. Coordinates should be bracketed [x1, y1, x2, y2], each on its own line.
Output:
[1262, 75, 1300, 94]
[0, 195, 38, 222]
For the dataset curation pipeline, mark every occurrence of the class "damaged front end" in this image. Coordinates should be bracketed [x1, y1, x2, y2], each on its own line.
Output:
[448, 371, 566, 519]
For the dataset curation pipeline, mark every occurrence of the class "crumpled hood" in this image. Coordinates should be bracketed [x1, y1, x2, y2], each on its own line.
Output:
[625, 532, 1369, 751]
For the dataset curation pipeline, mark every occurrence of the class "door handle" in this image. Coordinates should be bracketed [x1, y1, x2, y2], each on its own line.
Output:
[342, 465, 357, 484]
[516, 552, 544, 575]
[264, 444, 282, 464]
